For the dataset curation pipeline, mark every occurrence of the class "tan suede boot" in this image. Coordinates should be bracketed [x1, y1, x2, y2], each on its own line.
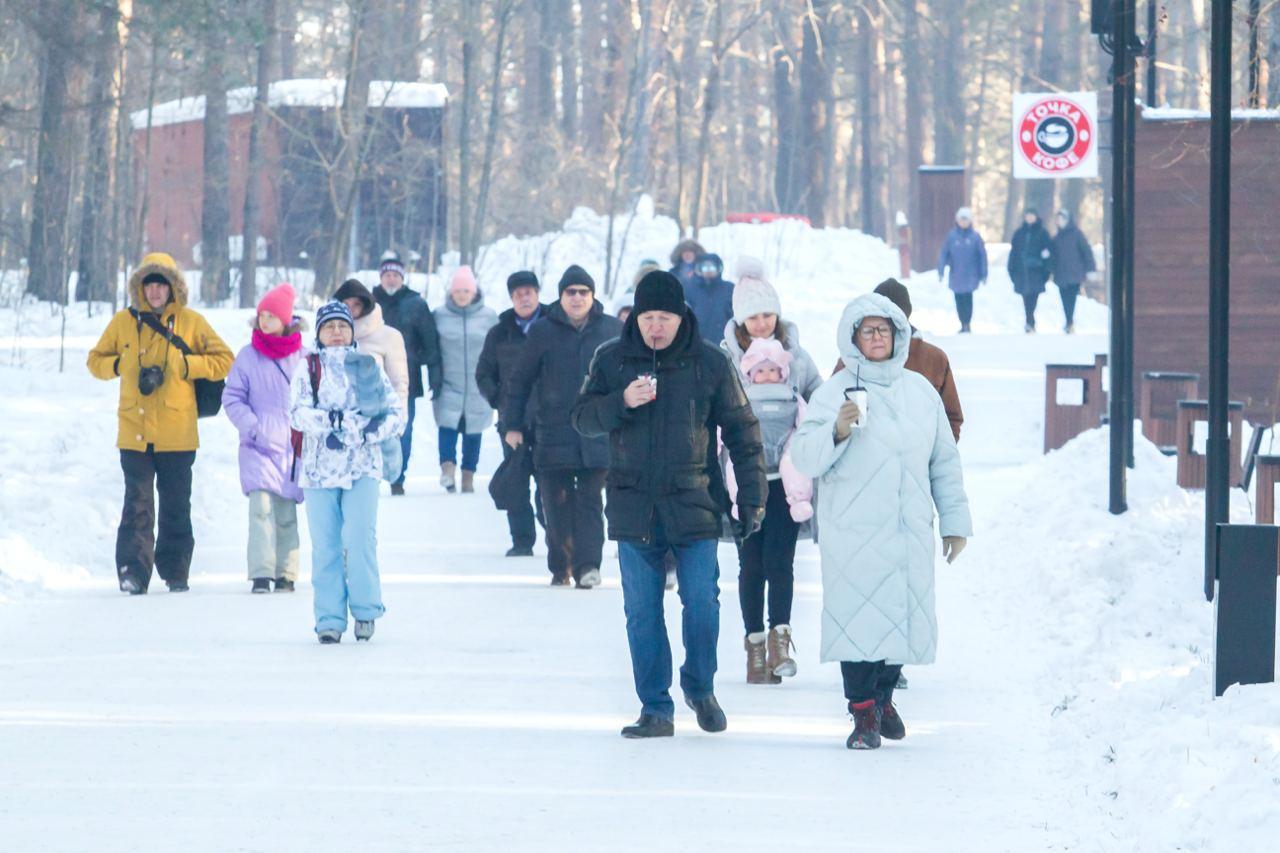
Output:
[461, 470, 475, 493]
[767, 625, 797, 677]
[746, 633, 781, 684]
[440, 461, 457, 493]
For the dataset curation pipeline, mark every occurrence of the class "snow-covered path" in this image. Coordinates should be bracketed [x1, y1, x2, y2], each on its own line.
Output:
[0, 326, 1111, 851]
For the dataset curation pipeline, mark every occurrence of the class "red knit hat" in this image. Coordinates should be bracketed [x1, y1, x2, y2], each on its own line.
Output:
[257, 283, 296, 325]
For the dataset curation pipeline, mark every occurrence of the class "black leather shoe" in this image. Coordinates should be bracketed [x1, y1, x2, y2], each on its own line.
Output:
[685, 694, 727, 733]
[506, 545, 534, 557]
[621, 714, 674, 739]
[166, 580, 189, 593]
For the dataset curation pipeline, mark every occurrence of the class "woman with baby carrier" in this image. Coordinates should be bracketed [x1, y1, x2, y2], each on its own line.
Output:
[289, 301, 404, 644]
[720, 258, 822, 685]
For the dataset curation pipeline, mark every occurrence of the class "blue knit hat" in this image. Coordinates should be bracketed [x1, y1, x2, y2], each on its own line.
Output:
[315, 300, 354, 344]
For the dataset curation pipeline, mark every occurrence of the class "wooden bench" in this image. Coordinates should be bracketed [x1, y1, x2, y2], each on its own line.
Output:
[1139, 372, 1200, 454]
[1044, 358, 1108, 453]
[1175, 400, 1244, 489]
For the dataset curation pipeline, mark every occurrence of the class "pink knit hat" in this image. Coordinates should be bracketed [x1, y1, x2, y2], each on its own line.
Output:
[257, 283, 296, 325]
[450, 266, 478, 299]
[740, 337, 793, 381]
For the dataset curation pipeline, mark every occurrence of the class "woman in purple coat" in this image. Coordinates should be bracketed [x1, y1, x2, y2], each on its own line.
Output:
[937, 206, 988, 334]
[222, 284, 307, 593]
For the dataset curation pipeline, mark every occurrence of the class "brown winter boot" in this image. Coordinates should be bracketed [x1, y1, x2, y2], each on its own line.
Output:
[767, 624, 797, 678]
[461, 470, 475, 493]
[745, 633, 781, 684]
[440, 462, 457, 493]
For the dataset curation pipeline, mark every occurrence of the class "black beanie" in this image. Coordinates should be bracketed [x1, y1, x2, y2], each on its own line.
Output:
[507, 270, 540, 294]
[873, 278, 912, 319]
[142, 272, 171, 286]
[333, 278, 374, 314]
[558, 264, 595, 296]
[633, 270, 686, 317]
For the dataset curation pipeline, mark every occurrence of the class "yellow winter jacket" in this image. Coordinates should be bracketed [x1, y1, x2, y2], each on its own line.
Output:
[87, 253, 233, 452]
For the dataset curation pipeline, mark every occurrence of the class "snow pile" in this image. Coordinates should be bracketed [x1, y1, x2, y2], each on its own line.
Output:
[969, 427, 1279, 848]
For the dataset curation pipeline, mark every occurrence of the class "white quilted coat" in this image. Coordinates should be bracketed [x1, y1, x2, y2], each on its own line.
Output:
[790, 294, 972, 665]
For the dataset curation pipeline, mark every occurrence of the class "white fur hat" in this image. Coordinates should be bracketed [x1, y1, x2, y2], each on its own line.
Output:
[732, 273, 781, 324]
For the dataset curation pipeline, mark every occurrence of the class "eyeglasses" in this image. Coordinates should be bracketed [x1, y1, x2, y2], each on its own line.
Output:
[857, 324, 893, 340]
[563, 287, 592, 297]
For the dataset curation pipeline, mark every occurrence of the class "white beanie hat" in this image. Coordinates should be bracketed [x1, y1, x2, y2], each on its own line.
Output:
[732, 273, 781, 324]
[736, 255, 766, 281]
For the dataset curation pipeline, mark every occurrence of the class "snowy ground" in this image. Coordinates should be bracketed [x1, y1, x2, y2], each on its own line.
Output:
[1, 214, 1277, 851]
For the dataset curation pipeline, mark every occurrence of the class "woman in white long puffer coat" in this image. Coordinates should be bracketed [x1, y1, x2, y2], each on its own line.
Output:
[790, 293, 972, 751]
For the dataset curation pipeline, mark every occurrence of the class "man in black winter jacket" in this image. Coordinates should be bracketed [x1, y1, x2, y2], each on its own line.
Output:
[476, 270, 549, 557]
[503, 265, 622, 588]
[572, 270, 767, 740]
[372, 254, 443, 492]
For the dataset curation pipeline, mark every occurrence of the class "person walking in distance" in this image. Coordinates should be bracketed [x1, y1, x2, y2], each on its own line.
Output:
[432, 266, 498, 493]
[790, 293, 972, 750]
[1007, 209, 1052, 333]
[371, 253, 442, 494]
[504, 266, 622, 588]
[289, 301, 404, 644]
[1050, 209, 1096, 335]
[937, 207, 988, 334]
[221, 283, 307, 593]
[87, 252, 233, 595]
[572, 271, 767, 738]
[476, 270, 550, 556]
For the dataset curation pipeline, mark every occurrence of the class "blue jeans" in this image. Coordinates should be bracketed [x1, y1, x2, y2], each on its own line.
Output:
[618, 526, 720, 720]
[304, 477, 384, 634]
[394, 397, 416, 487]
[439, 424, 482, 471]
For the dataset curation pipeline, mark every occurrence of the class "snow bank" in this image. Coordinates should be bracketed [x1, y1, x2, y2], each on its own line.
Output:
[969, 427, 1279, 849]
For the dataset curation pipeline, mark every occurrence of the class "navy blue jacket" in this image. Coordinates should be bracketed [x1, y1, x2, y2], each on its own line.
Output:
[938, 227, 989, 294]
[684, 254, 735, 345]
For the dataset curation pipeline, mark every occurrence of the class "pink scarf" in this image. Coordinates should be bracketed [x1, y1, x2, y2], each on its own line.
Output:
[252, 328, 302, 360]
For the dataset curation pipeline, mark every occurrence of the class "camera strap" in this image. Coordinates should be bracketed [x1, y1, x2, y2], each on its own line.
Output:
[131, 308, 193, 356]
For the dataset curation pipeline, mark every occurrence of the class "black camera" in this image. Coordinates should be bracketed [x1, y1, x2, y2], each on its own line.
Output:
[138, 365, 165, 396]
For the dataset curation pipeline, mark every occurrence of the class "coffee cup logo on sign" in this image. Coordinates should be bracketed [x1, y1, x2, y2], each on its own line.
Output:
[1012, 92, 1098, 180]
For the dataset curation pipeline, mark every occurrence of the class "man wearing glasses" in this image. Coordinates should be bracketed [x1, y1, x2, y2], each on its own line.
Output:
[503, 266, 623, 588]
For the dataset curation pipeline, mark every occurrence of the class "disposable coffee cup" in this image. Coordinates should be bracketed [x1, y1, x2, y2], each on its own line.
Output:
[641, 373, 658, 399]
[844, 387, 868, 429]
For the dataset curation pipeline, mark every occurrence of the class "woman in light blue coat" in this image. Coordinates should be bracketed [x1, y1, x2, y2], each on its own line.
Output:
[791, 293, 972, 751]
[432, 266, 498, 493]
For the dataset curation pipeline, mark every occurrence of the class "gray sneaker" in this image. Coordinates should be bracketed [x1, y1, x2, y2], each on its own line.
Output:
[317, 629, 342, 644]
[354, 620, 375, 641]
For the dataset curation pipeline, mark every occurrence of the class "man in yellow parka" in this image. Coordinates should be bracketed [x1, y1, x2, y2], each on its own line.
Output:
[87, 252, 233, 594]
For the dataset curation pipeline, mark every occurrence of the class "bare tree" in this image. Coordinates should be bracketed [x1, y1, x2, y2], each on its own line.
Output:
[200, 10, 231, 304]
[240, 0, 277, 308]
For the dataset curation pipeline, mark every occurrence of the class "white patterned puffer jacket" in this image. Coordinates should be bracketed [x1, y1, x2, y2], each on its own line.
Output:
[289, 345, 405, 490]
[790, 294, 972, 665]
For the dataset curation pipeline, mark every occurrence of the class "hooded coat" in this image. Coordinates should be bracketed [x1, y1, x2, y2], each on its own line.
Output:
[571, 310, 767, 545]
[1007, 219, 1052, 296]
[87, 254, 234, 452]
[353, 303, 409, 412]
[685, 254, 735, 345]
[504, 301, 622, 471]
[669, 238, 706, 289]
[432, 291, 499, 432]
[790, 294, 973, 666]
[221, 325, 307, 502]
[938, 226, 989, 294]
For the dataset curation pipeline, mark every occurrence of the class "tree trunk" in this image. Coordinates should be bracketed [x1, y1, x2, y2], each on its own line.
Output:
[798, 0, 833, 226]
[470, 1, 516, 261]
[557, 0, 578, 139]
[201, 21, 232, 304]
[901, 0, 925, 228]
[772, 11, 801, 214]
[458, 38, 475, 262]
[580, 0, 605, 151]
[240, 0, 276, 309]
[26, 0, 80, 303]
[132, 39, 160, 266]
[932, 0, 966, 165]
[1269, 2, 1280, 107]
[398, 0, 423, 79]
[856, 4, 882, 238]
[277, 0, 297, 79]
[76, 0, 125, 304]
[1024, 0, 1066, 216]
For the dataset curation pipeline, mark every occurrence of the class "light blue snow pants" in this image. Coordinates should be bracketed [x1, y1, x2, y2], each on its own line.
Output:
[304, 477, 385, 634]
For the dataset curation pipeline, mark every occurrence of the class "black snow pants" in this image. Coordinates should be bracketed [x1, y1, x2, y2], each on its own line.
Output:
[116, 447, 196, 591]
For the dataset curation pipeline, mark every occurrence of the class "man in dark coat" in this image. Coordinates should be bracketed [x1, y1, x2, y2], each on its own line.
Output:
[686, 253, 735, 346]
[503, 265, 622, 588]
[572, 270, 767, 740]
[477, 270, 549, 557]
[1007, 209, 1053, 333]
[1050, 210, 1096, 334]
[372, 253, 443, 493]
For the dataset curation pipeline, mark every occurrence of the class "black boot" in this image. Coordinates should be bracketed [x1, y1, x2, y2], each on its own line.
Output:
[621, 714, 674, 739]
[166, 580, 189, 593]
[685, 695, 727, 733]
[879, 702, 906, 741]
[274, 579, 295, 593]
[390, 483, 405, 496]
[252, 578, 272, 594]
[506, 545, 534, 557]
[846, 699, 882, 750]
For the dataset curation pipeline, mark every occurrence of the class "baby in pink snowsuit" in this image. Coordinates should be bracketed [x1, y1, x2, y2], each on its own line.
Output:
[727, 337, 814, 523]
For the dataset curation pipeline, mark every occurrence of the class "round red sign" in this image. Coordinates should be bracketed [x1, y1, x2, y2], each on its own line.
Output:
[1017, 97, 1093, 174]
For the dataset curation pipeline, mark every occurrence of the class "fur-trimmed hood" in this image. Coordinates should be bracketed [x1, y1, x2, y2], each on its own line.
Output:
[669, 238, 706, 266]
[128, 252, 189, 312]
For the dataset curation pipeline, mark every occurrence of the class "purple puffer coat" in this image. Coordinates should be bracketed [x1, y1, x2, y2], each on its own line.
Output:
[222, 343, 306, 502]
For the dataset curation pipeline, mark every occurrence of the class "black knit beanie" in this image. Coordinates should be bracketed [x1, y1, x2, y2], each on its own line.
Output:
[633, 270, 686, 317]
[507, 270, 540, 294]
[558, 265, 595, 296]
[873, 278, 912, 319]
